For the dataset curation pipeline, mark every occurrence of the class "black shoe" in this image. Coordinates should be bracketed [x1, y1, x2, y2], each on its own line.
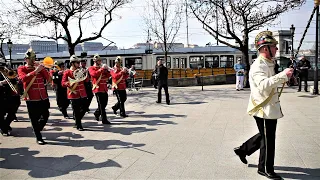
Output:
[36, 139, 47, 145]
[120, 114, 128, 118]
[236, 89, 240, 91]
[305, 90, 309, 92]
[94, 114, 100, 121]
[77, 126, 84, 131]
[258, 170, 282, 180]
[166, 101, 170, 105]
[234, 147, 247, 164]
[156, 101, 161, 103]
[297, 90, 301, 92]
[102, 120, 111, 124]
[1, 131, 10, 136]
[112, 106, 117, 115]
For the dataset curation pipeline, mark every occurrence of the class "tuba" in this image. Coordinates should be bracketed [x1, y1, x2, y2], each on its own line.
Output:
[68, 68, 87, 86]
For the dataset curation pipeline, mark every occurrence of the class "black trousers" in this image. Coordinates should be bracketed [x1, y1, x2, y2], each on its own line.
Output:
[0, 100, 6, 133]
[84, 83, 93, 111]
[238, 116, 277, 173]
[94, 92, 108, 122]
[5, 95, 21, 128]
[113, 90, 127, 116]
[55, 87, 70, 117]
[70, 98, 87, 128]
[298, 73, 308, 91]
[157, 84, 170, 103]
[26, 99, 50, 141]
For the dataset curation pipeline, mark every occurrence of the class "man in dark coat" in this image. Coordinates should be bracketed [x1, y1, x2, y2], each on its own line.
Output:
[156, 60, 170, 105]
[297, 56, 311, 92]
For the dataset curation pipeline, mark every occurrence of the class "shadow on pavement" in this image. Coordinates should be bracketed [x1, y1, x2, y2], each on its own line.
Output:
[248, 164, 320, 179]
[0, 147, 121, 178]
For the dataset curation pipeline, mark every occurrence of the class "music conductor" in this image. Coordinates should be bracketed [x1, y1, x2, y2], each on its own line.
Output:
[233, 31, 293, 180]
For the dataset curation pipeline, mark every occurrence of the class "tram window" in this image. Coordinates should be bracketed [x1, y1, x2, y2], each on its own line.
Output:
[110, 59, 115, 67]
[220, 55, 234, 68]
[205, 56, 219, 68]
[156, 56, 171, 68]
[189, 56, 204, 69]
[180, 57, 187, 68]
[125, 57, 142, 69]
[173, 57, 179, 68]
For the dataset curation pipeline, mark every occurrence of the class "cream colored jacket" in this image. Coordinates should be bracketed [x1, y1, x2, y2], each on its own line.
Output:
[247, 55, 288, 119]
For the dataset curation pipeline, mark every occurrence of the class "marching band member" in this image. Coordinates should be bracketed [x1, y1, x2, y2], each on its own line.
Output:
[4, 68, 21, 133]
[50, 61, 72, 119]
[233, 31, 293, 180]
[62, 55, 87, 131]
[17, 49, 51, 145]
[0, 62, 9, 136]
[81, 59, 93, 113]
[88, 54, 111, 124]
[111, 56, 129, 118]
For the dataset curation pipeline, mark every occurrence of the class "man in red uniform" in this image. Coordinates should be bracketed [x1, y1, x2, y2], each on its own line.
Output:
[62, 55, 87, 131]
[88, 54, 111, 124]
[17, 49, 51, 145]
[111, 56, 129, 118]
[81, 59, 93, 113]
[50, 61, 71, 119]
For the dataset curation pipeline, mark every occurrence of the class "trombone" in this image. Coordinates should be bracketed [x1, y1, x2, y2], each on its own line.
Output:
[0, 67, 18, 94]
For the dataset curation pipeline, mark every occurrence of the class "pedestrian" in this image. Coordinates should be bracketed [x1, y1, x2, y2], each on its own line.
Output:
[297, 56, 311, 92]
[233, 30, 293, 180]
[156, 60, 170, 105]
[234, 58, 245, 91]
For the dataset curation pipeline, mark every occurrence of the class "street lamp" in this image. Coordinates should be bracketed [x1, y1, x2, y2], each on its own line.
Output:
[290, 24, 295, 57]
[7, 39, 13, 68]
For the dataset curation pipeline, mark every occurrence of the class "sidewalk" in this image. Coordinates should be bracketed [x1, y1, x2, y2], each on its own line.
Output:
[0, 84, 319, 179]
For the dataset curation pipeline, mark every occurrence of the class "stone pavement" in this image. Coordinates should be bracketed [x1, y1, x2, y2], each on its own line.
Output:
[0, 84, 319, 180]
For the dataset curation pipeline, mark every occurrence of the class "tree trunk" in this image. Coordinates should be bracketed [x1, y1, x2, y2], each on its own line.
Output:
[68, 44, 75, 56]
[242, 49, 250, 88]
[0, 39, 6, 61]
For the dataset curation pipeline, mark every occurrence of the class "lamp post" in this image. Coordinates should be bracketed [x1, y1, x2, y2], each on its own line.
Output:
[290, 24, 295, 58]
[7, 39, 13, 68]
[313, 2, 319, 95]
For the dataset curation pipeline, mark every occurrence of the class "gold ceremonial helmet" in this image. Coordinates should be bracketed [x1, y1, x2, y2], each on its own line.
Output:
[115, 56, 122, 63]
[25, 48, 36, 60]
[93, 54, 101, 61]
[254, 31, 278, 50]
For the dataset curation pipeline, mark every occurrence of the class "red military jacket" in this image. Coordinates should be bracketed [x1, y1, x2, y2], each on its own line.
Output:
[88, 66, 111, 93]
[61, 69, 87, 99]
[18, 65, 50, 101]
[110, 66, 129, 90]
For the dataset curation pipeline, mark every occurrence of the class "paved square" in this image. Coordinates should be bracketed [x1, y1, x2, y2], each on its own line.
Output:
[0, 84, 319, 179]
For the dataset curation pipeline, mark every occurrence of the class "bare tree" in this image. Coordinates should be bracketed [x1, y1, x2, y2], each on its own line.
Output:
[11, 0, 130, 55]
[0, 16, 21, 60]
[190, 0, 305, 86]
[145, 0, 183, 67]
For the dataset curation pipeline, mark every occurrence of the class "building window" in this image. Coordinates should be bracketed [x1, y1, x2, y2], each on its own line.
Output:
[205, 56, 219, 68]
[220, 55, 234, 68]
[189, 56, 204, 69]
